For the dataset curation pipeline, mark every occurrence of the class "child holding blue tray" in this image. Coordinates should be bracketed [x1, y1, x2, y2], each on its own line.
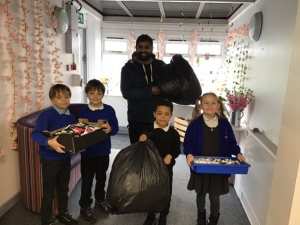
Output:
[183, 92, 246, 225]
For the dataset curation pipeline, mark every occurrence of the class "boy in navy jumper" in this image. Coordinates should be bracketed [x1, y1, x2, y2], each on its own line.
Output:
[139, 99, 181, 225]
[78, 79, 119, 222]
[32, 84, 78, 225]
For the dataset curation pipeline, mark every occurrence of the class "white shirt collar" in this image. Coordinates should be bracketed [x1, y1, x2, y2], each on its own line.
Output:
[88, 104, 104, 111]
[203, 114, 218, 128]
[154, 121, 170, 132]
[53, 106, 70, 115]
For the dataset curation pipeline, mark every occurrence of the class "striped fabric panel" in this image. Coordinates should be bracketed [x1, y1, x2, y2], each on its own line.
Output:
[17, 124, 82, 213]
[174, 116, 189, 142]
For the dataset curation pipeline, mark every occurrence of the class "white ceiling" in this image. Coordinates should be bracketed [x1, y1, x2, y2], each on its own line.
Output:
[82, 0, 256, 22]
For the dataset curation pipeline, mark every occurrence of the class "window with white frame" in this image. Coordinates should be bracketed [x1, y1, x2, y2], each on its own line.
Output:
[104, 38, 128, 52]
[101, 37, 129, 96]
[100, 38, 159, 96]
[162, 40, 224, 95]
[165, 41, 189, 54]
[100, 37, 225, 97]
[193, 41, 225, 94]
[163, 40, 189, 63]
[197, 41, 222, 56]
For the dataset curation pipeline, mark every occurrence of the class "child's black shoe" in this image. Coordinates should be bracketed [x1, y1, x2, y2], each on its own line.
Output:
[41, 222, 56, 225]
[41, 221, 57, 225]
[207, 213, 219, 225]
[158, 214, 167, 225]
[197, 209, 207, 225]
[80, 207, 97, 223]
[41, 216, 57, 225]
[143, 213, 156, 225]
[95, 200, 110, 214]
[57, 212, 78, 225]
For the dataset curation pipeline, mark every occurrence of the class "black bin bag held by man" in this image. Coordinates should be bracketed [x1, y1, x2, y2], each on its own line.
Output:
[158, 54, 202, 105]
[106, 140, 170, 214]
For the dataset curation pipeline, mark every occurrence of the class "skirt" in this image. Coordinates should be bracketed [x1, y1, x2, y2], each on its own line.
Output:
[187, 171, 229, 195]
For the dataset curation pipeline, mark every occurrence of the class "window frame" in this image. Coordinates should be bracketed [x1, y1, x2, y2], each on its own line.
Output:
[196, 41, 223, 56]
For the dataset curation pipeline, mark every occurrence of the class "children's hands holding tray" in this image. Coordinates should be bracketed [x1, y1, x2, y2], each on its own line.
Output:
[97, 119, 111, 134]
[237, 153, 246, 162]
[48, 136, 66, 153]
[186, 154, 194, 167]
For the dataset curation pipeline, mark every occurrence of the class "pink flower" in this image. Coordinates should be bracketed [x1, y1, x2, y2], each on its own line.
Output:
[226, 89, 254, 111]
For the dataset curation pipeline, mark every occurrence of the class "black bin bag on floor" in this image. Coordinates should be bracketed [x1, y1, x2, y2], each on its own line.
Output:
[106, 140, 170, 214]
[158, 54, 202, 105]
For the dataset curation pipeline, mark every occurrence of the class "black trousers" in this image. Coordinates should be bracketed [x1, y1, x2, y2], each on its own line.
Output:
[161, 167, 173, 216]
[79, 155, 109, 209]
[147, 167, 173, 218]
[41, 159, 71, 224]
[196, 193, 220, 216]
[128, 121, 153, 144]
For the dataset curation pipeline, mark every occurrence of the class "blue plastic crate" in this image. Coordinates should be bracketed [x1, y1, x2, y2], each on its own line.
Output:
[191, 157, 250, 175]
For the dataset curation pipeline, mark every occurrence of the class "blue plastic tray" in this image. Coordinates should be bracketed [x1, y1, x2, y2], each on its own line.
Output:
[191, 157, 250, 174]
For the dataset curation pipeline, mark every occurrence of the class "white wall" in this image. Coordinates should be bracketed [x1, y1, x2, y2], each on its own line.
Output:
[235, 130, 276, 225]
[265, 0, 300, 224]
[69, 1, 103, 103]
[103, 96, 128, 127]
[86, 11, 102, 81]
[229, 0, 298, 145]
[230, 1, 300, 224]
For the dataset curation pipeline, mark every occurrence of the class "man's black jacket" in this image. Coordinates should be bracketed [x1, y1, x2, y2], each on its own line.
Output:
[121, 54, 165, 123]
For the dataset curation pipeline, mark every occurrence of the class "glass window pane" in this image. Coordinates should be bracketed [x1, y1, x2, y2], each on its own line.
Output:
[101, 54, 129, 96]
[165, 42, 188, 54]
[192, 56, 225, 94]
[197, 42, 222, 55]
[163, 56, 172, 63]
[104, 39, 128, 52]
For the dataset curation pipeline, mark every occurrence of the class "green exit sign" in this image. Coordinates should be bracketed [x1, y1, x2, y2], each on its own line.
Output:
[78, 12, 84, 24]
[78, 10, 86, 27]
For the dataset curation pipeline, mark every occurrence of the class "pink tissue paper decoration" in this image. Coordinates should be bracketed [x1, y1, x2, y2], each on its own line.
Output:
[224, 24, 249, 47]
[127, 31, 136, 58]
[0, 0, 64, 154]
[188, 29, 198, 65]
[157, 31, 166, 60]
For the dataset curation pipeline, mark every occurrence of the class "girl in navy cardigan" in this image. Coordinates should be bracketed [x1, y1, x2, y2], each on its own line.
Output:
[183, 92, 245, 225]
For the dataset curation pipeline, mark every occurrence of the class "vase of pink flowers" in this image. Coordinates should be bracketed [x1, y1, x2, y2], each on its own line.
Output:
[225, 87, 254, 127]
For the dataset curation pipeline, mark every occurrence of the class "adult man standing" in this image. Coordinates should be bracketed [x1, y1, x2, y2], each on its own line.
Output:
[121, 34, 165, 143]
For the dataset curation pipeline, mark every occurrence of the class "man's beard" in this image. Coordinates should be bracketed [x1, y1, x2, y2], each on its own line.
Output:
[136, 52, 153, 61]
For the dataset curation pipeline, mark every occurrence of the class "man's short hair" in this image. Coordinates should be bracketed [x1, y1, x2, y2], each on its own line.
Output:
[154, 99, 173, 113]
[136, 34, 153, 47]
[85, 79, 105, 94]
[49, 84, 71, 99]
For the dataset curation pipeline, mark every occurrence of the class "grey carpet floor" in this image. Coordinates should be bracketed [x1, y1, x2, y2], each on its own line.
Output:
[0, 134, 250, 225]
